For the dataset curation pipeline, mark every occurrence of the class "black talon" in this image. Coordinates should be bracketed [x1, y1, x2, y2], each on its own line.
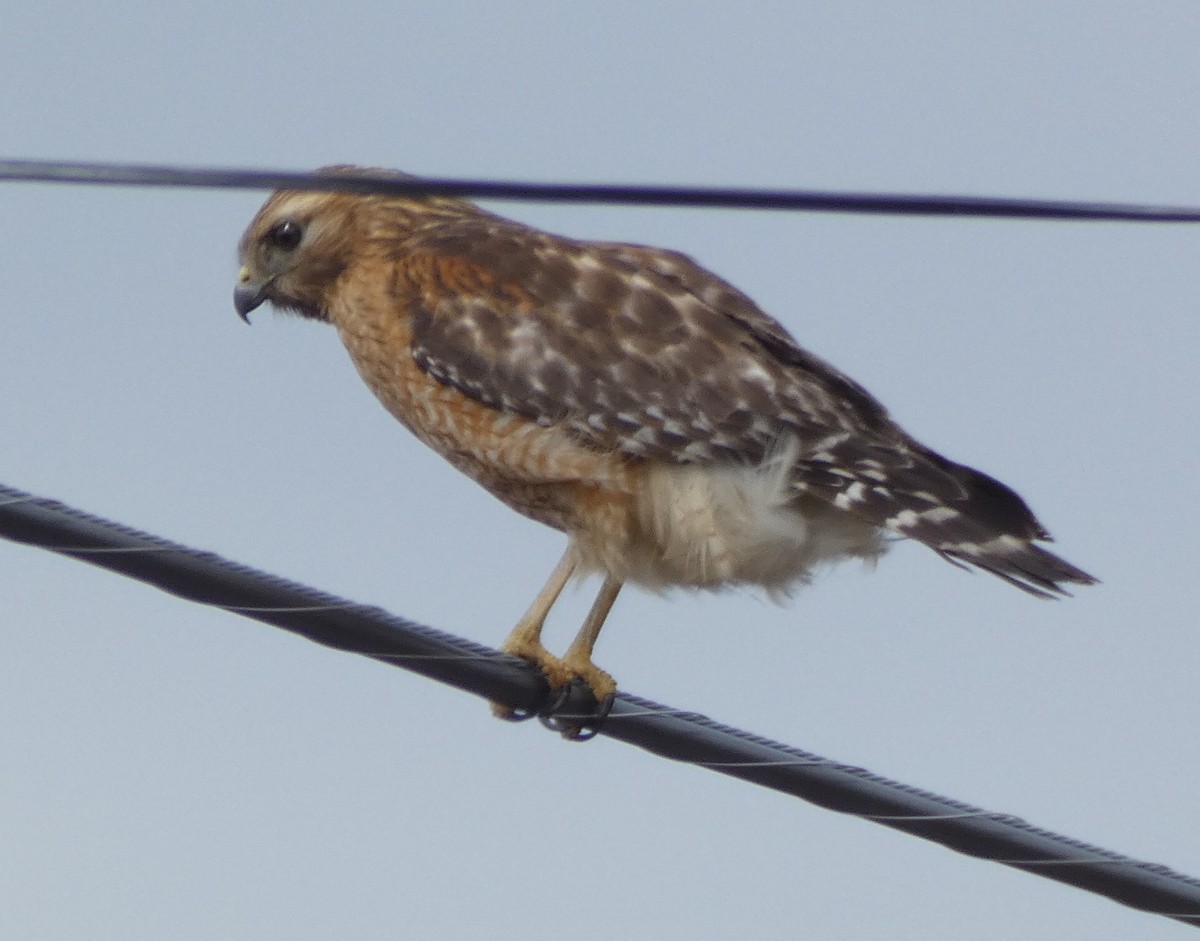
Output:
[559, 691, 615, 742]
[538, 682, 615, 741]
[495, 703, 540, 723]
[536, 684, 574, 734]
[493, 656, 558, 721]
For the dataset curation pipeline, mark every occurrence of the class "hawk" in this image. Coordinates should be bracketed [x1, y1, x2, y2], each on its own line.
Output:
[234, 167, 1095, 720]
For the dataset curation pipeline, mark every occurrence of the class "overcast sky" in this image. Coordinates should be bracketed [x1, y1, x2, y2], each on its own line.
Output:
[2, 3, 1199, 939]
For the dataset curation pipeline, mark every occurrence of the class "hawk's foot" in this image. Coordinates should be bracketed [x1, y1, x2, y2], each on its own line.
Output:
[560, 653, 616, 704]
[491, 636, 572, 722]
[539, 682, 616, 741]
[538, 656, 617, 741]
[492, 640, 617, 740]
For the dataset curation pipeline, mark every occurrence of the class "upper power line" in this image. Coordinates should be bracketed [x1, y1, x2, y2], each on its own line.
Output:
[5, 158, 1200, 222]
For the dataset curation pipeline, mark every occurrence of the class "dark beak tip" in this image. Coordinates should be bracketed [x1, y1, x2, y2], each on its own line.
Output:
[233, 284, 266, 323]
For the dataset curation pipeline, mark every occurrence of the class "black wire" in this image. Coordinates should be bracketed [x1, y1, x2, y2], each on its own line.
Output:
[5, 158, 1200, 221]
[0, 480, 1197, 930]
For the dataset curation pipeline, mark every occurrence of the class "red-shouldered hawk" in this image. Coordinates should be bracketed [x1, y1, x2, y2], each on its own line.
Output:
[234, 166, 1095, 722]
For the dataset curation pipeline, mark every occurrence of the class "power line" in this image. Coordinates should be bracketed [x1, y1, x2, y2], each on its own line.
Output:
[5, 157, 1200, 222]
[1, 480, 1197, 930]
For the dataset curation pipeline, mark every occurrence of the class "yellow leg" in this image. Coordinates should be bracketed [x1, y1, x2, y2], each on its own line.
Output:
[493, 549, 576, 718]
[560, 575, 622, 702]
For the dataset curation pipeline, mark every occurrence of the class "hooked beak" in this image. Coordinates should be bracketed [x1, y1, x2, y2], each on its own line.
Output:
[234, 267, 271, 322]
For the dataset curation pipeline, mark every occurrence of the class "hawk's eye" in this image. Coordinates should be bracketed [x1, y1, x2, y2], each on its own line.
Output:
[265, 220, 303, 251]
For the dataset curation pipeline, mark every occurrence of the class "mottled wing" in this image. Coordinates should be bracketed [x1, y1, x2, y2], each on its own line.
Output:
[406, 220, 870, 467]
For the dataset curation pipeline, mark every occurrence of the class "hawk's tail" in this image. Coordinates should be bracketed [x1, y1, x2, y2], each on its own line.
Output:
[888, 457, 1097, 598]
[808, 446, 1098, 598]
[934, 535, 1097, 599]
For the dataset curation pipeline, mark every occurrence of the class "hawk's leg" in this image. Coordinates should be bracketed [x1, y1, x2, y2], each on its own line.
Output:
[560, 575, 622, 703]
[539, 575, 622, 740]
[492, 548, 576, 719]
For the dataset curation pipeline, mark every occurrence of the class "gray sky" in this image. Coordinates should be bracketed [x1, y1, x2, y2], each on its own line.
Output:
[2, 3, 1199, 938]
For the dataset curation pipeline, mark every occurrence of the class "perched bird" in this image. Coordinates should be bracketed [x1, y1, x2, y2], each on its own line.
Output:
[235, 166, 1095, 716]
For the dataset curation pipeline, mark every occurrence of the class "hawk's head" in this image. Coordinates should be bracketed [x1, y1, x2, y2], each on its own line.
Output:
[234, 177, 368, 323]
[234, 166, 486, 324]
